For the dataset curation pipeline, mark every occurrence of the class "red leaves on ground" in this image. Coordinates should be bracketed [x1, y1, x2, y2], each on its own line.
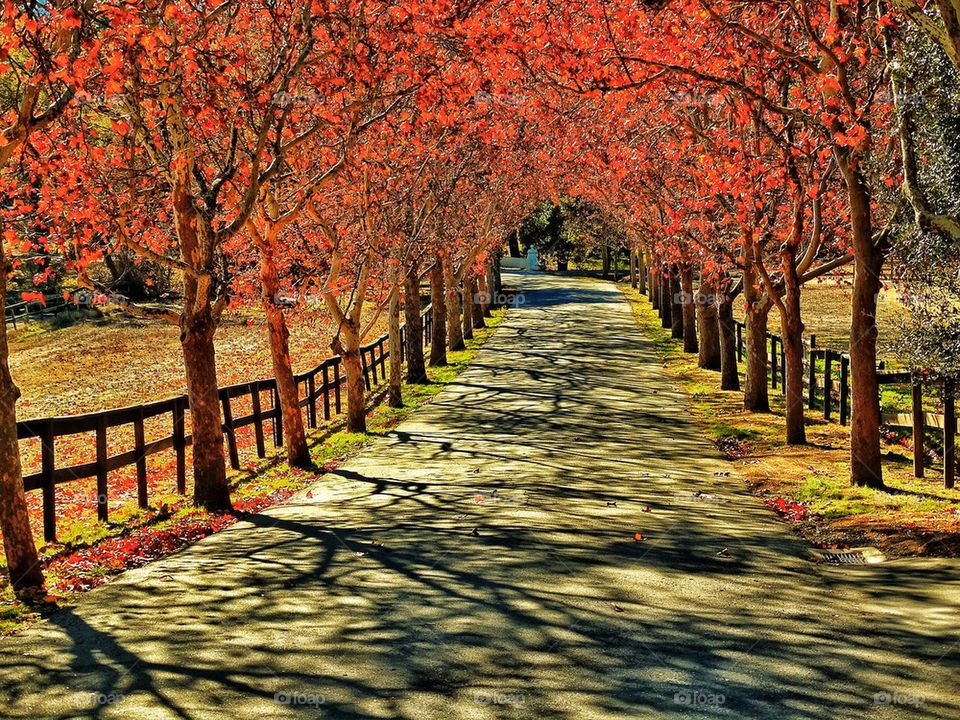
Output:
[765, 497, 810, 522]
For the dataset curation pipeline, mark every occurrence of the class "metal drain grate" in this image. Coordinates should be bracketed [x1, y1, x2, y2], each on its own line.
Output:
[821, 551, 866, 564]
[811, 547, 885, 565]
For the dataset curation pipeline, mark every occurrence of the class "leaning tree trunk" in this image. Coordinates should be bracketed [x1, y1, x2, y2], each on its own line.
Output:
[336, 320, 367, 434]
[430, 259, 447, 366]
[718, 294, 740, 391]
[388, 287, 403, 408]
[471, 276, 486, 329]
[846, 165, 885, 488]
[670, 268, 684, 340]
[779, 250, 807, 445]
[697, 278, 721, 370]
[681, 266, 698, 354]
[260, 251, 311, 468]
[404, 264, 428, 384]
[462, 275, 475, 341]
[0, 260, 44, 594]
[444, 255, 465, 352]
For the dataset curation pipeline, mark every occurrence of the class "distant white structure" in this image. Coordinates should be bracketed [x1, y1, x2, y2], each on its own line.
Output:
[500, 247, 541, 272]
[527, 247, 539, 271]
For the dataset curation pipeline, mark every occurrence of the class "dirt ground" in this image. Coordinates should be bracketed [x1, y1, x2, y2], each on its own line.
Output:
[8, 304, 387, 421]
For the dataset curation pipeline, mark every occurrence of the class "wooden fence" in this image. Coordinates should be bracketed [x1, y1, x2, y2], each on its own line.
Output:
[4, 294, 73, 328]
[18, 306, 440, 542]
[728, 317, 956, 487]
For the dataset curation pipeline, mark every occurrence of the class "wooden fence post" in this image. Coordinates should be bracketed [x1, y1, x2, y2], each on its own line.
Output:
[912, 381, 925, 478]
[770, 335, 778, 390]
[322, 365, 332, 420]
[363, 350, 373, 390]
[272, 385, 283, 448]
[41, 421, 56, 542]
[173, 398, 186, 495]
[307, 375, 317, 429]
[824, 352, 833, 422]
[221, 395, 241, 470]
[134, 408, 148, 508]
[780, 338, 786, 389]
[839, 355, 850, 426]
[945, 381, 956, 490]
[333, 361, 342, 414]
[95, 416, 108, 523]
[250, 383, 266, 458]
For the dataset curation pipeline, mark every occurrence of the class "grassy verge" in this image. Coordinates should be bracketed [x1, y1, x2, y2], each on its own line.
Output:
[620, 284, 960, 558]
[0, 310, 505, 635]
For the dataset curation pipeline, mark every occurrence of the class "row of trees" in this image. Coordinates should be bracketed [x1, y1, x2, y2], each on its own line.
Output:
[508, 0, 959, 488]
[0, 0, 531, 594]
[2, 0, 957, 595]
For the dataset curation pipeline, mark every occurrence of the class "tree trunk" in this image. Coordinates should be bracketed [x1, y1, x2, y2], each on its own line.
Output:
[508, 230, 522, 258]
[557, 257, 569, 272]
[659, 270, 671, 327]
[0, 258, 44, 594]
[477, 271, 491, 317]
[630, 251, 638, 288]
[845, 165, 885, 487]
[681, 266, 698, 353]
[336, 320, 367, 433]
[181, 309, 231, 510]
[670, 268, 684, 340]
[638, 253, 647, 294]
[650, 268, 660, 309]
[462, 275, 475, 341]
[778, 249, 807, 445]
[430, 259, 447, 367]
[743, 299, 771, 413]
[175, 198, 230, 511]
[471, 276, 486, 329]
[444, 255, 465, 351]
[260, 252, 311, 468]
[718, 294, 740, 391]
[404, 264, 428, 384]
[388, 287, 402, 408]
[602, 244, 610, 279]
[486, 262, 498, 311]
[697, 278, 721, 370]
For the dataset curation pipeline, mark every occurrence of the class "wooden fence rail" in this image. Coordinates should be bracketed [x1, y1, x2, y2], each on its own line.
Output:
[18, 306, 438, 542]
[4, 294, 75, 329]
[679, 306, 956, 486]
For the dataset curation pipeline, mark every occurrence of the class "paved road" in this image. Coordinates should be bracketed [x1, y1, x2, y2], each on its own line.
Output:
[2, 273, 960, 719]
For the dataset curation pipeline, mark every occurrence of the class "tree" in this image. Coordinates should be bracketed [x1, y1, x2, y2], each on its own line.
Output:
[0, 0, 96, 594]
